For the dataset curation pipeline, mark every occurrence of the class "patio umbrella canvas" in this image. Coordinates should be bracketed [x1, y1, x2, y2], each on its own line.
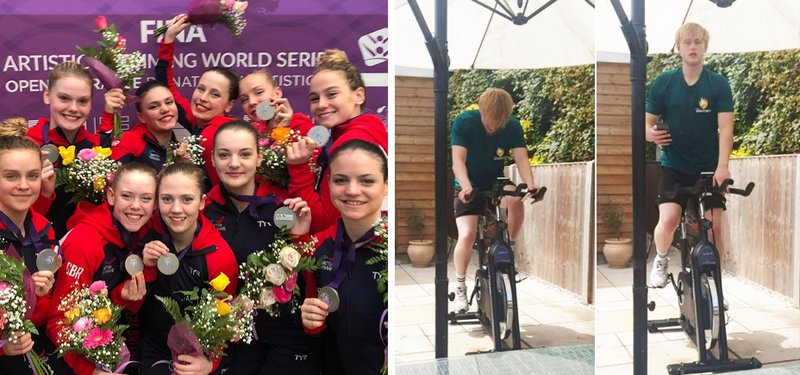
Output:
[598, 0, 800, 58]
[396, 0, 595, 70]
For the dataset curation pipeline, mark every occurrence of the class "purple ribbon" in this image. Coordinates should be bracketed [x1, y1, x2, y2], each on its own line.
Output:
[104, 343, 137, 374]
[161, 222, 202, 263]
[0, 211, 54, 253]
[326, 219, 374, 290]
[380, 308, 388, 369]
[230, 187, 283, 221]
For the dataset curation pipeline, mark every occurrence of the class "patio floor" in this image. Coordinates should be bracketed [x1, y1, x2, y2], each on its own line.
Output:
[595, 248, 800, 374]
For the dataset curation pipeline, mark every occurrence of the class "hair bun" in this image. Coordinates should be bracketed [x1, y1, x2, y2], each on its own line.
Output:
[0, 117, 29, 138]
[318, 49, 350, 66]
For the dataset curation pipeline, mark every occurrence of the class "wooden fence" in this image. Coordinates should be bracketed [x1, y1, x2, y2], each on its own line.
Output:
[509, 161, 595, 304]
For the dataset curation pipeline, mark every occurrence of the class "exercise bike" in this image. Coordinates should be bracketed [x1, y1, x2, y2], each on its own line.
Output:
[448, 178, 546, 352]
[647, 173, 761, 374]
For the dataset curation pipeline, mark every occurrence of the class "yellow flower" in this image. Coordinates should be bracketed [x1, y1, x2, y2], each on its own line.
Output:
[270, 127, 291, 143]
[64, 307, 81, 324]
[215, 300, 231, 316]
[58, 145, 75, 166]
[93, 308, 112, 325]
[93, 177, 107, 192]
[92, 146, 112, 160]
[209, 273, 230, 292]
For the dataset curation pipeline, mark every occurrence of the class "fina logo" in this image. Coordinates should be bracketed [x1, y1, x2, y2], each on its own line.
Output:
[358, 28, 388, 67]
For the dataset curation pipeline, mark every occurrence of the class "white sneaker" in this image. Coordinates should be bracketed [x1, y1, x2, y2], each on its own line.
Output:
[451, 285, 469, 313]
[650, 255, 669, 288]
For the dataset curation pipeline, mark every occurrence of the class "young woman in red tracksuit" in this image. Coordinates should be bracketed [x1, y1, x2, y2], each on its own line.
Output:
[102, 81, 180, 173]
[138, 162, 238, 375]
[156, 15, 238, 188]
[47, 162, 158, 375]
[27, 62, 106, 238]
[286, 49, 389, 233]
[202, 120, 319, 375]
[300, 139, 388, 374]
[0, 135, 66, 374]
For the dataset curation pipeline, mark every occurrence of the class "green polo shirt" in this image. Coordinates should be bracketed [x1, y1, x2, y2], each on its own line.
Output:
[646, 67, 733, 175]
[451, 109, 526, 190]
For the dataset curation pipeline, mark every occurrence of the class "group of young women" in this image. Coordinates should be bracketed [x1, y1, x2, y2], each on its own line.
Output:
[0, 14, 388, 375]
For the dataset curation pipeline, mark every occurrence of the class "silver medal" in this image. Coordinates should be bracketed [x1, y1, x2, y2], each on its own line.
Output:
[125, 254, 144, 275]
[318, 286, 340, 313]
[41, 144, 60, 164]
[36, 249, 57, 272]
[256, 101, 277, 121]
[273, 206, 296, 229]
[157, 253, 180, 275]
[307, 126, 330, 147]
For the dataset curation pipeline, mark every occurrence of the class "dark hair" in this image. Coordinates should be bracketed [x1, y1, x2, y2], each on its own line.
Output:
[112, 161, 157, 190]
[213, 120, 258, 150]
[0, 136, 42, 163]
[159, 161, 205, 194]
[134, 80, 171, 112]
[203, 67, 240, 103]
[330, 139, 387, 180]
[313, 49, 366, 110]
[48, 61, 94, 91]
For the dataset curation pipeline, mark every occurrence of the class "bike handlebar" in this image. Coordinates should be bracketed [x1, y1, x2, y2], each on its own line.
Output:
[467, 183, 547, 203]
[664, 177, 755, 200]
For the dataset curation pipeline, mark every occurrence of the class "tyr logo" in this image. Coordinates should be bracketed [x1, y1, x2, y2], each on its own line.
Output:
[372, 271, 382, 280]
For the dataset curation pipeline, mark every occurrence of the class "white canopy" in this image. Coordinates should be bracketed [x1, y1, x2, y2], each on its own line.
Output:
[597, 0, 800, 62]
[395, 0, 595, 73]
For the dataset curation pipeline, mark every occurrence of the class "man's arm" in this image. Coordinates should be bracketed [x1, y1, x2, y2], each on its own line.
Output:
[452, 145, 472, 203]
[510, 147, 536, 190]
[714, 112, 734, 186]
[646, 113, 671, 145]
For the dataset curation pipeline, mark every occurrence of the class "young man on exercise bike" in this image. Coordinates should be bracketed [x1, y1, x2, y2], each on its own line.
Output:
[450, 88, 539, 313]
[647, 23, 734, 288]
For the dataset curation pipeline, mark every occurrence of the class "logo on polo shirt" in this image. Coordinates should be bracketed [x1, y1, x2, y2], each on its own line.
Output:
[494, 147, 505, 161]
[696, 97, 711, 113]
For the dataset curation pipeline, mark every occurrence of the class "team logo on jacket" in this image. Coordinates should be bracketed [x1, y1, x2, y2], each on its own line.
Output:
[696, 97, 710, 113]
[149, 150, 162, 162]
[212, 216, 226, 232]
[320, 255, 334, 271]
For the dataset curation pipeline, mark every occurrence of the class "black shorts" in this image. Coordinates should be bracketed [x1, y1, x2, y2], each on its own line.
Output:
[454, 188, 488, 218]
[657, 167, 726, 210]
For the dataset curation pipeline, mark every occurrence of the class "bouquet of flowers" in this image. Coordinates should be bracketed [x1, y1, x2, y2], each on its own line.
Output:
[76, 16, 145, 141]
[156, 273, 253, 362]
[365, 215, 388, 374]
[166, 135, 206, 166]
[56, 146, 119, 204]
[0, 246, 51, 375]
[153, 0, 249, 38]
[55, 281, 131, 373]
[256, 127, 305, 188]
[239, 230, 319, 317]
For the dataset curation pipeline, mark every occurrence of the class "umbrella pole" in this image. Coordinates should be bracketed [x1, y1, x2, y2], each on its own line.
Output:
[610, 0, 648, 373]
[407, 0, 450, 359]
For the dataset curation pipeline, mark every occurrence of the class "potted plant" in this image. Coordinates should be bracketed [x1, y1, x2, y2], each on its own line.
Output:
[406, 204, 434, 267]
[601, 202, 632, 268]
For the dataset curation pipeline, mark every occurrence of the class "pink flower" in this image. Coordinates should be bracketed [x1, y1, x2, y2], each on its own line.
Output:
[226, 0, 236, 10]
[116, 35, 126, 50]
[283, 273, 297, 291]
[0, 282, 11, 294]
[258, 137, 270, 148]
[89, 280, 107, 296]
[96, 15, 108, 30]
[83, 328, 113, 349]
[72, 316, 92, 333]
[77, 148, 97, 162]
[273, 284, 292, 303]
[107, 170, 116, 186]
[0, 308, 7, 330]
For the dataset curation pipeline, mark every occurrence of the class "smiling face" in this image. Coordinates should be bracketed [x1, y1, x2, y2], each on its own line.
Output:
[239, 73, 283, 121]
[43, 75, 92, 134]
[107, 170, 157, 232]
[138, 86, 178, 135]
[191, 71, 234, 124]
[0, 149, 42, 220]
[308, 70, 365, 128]
[328, 148, 387, 225]
[212, 128, 261, 194]
[158, 172, 205, 238]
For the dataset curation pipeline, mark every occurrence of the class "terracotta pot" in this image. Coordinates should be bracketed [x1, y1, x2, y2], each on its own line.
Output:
[603, 238, 633, 268]
[407, 240, 435, 267]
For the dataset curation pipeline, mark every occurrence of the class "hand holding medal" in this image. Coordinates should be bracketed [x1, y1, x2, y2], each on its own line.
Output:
[143, 240, 180, 275]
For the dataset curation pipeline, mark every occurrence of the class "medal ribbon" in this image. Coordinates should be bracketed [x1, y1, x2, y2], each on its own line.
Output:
[326, 218, 374, 290]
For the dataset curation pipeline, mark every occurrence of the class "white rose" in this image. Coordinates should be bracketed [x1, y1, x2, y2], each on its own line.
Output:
[279, 246, 300, 269]
[264, 263, 287, 285]
[259, 287, 276, 308]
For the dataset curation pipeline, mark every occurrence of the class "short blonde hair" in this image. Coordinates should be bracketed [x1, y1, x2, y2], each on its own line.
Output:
[674, 23, 709, 50]
[477, 88, 514, 127]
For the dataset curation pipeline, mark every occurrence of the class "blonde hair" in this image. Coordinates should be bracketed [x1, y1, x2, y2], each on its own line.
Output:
[48, 61, 93, 91]
[0, 117, 29, 138]
[242, 69, 278, 89]
[314, 49, 366, 110]
[478, 88, 515, 126]
[674, 23, 709, 50]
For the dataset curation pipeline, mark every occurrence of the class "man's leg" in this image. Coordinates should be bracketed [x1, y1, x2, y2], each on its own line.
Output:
[452, 215, 479, 313]
[650, 202, 681, 287]
[503, 194, 524, 241]
[707, 207, 725, 262]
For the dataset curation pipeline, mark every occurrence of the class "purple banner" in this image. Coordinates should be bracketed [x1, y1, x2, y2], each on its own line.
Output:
[0, 3, 388, 133]
[2, 1, 386, 16]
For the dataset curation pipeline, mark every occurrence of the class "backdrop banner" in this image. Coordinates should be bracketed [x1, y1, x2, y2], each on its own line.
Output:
[1, 1, 388, 132]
